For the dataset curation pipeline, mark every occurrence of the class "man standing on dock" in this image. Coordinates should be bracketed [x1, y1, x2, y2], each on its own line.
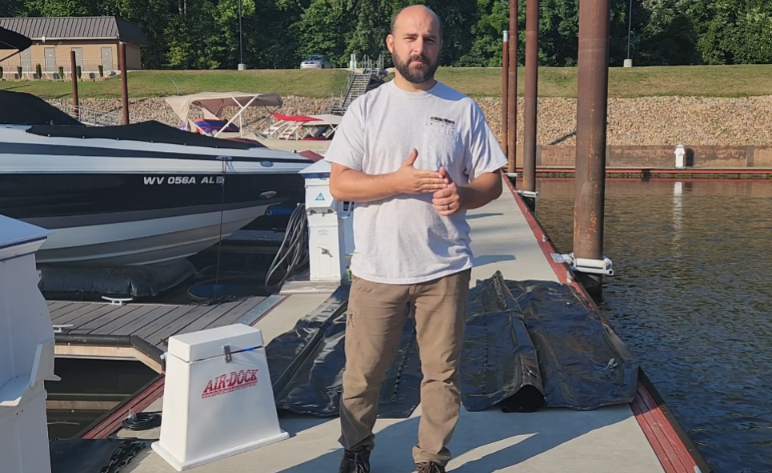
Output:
[325, 5, 508, 473]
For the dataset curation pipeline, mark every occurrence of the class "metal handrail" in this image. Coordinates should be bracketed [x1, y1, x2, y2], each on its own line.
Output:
[54, 103, 143, 127]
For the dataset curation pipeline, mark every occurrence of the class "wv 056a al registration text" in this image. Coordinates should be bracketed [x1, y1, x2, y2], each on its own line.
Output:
[143, 176, 225, 185]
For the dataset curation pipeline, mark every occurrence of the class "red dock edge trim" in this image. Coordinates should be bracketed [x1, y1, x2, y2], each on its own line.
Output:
[79, 296, 287, 439]
[79, 375, 165, 439]
[501, 172, 712, 473]
[517, 167, 772, 177]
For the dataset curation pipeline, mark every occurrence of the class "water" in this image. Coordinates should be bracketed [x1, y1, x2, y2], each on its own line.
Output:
[530, 178, 772, 473]
[46, 358, 158, 440]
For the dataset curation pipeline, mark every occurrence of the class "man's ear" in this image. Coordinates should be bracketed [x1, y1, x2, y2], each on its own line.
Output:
[386, 34, 394, 53]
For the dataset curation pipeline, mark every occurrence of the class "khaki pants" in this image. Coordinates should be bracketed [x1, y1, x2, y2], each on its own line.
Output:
[338, 269, 471, 466]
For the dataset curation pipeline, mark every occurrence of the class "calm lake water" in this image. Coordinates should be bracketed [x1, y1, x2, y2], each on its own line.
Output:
[46, 358, 157, 440]
[530, 178, 772, 473]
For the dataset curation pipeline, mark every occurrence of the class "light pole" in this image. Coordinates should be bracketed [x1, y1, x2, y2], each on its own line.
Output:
[624, 0, 633, 67]
[238, 0, 245, 70]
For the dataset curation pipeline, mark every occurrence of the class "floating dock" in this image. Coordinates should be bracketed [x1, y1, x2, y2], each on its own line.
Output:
[65, 172, 712, 473]
[50, 295, 283, 373]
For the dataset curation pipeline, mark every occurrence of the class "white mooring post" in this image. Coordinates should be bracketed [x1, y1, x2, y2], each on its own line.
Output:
[0, 215, 59, 473]
[300, 159, 353, 283]
[151, 324, 288, 471]
[675, 144, 686, 169]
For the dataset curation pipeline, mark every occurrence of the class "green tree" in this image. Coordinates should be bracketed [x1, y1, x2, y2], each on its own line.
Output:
[697, 0, 772, 64]
[296, 0, 349, 66]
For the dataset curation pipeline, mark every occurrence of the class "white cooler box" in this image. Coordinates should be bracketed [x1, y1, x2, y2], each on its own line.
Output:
[151, 324, 288, 471]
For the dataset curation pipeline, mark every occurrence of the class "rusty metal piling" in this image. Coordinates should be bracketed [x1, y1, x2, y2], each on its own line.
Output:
[70, 50, 79, 121]
[501, 30, 509, 158]
[120, 43, 129, 125]
[522, 0, 539, 210]
[507, 0, 519, 176]
[572, 0, 612, 297]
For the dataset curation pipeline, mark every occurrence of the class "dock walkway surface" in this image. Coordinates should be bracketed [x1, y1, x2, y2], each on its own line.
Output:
[106, 176, 704, 473]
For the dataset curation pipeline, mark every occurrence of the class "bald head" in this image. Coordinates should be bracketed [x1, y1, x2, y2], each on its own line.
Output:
[387, 5, 442, 88]
[391, 5, 442, 39]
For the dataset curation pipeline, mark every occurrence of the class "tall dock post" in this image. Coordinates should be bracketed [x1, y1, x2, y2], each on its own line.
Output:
[572, 0, 613, 297]
[501, 30, 509, 158]
[507, 0, 519, 178]
[119, 42, 129, 124]
[521, 0, 540, 210]
[69, 50, 79, 121]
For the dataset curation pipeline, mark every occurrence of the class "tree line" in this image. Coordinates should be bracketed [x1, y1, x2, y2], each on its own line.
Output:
[2, 0, 770, 70]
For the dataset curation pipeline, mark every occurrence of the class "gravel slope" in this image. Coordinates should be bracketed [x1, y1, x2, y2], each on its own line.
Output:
[47, 95, 772, 146]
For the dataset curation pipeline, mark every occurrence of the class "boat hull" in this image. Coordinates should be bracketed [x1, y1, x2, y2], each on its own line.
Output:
[0, 122, 311, 266]
[29, 205, 271, 266]
[0, 172, 306, 266]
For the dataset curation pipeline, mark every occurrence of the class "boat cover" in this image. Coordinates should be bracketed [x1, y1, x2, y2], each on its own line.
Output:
[165, 91, 283, 121]
[50, 438, 146, 473]
[26, 120, 259, 150]
[0, 25, 32, 52]
[265, 271, 639, 418]
[0, 90, 82, 126]
[38, 259, 197, 300]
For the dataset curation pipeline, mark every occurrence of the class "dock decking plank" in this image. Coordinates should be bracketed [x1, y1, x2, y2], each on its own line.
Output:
[172, 299, 248, 337]
[144, 304, 225, 348]
[66, 304, 125, 330]
[109, 305, 178, 336]
[203, 296, 266, 329]
[47, 301, 74, 313]
[49, 295, 275, 353]
[92, 304, 161, 335]
[52, 303, 105, 326]
[49, 302, 91, 320]
[132, 305, 200, 341]
[73, 304, 145, 334]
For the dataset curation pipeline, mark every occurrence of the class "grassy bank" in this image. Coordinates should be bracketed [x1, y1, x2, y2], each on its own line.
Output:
[1, 65, 770, 99]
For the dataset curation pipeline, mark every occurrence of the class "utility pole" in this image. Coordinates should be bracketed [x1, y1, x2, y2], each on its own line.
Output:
[238, 0, 246, 70]
[625, 0, 633, 67]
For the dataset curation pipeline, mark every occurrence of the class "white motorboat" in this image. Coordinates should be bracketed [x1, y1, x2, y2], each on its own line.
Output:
[0, 90, 312, 266]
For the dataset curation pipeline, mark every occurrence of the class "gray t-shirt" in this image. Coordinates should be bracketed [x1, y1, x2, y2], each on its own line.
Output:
[324, 80, 508, 285]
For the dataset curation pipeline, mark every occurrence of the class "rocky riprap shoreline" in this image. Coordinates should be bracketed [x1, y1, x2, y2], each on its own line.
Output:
[47, 95, 772, 146]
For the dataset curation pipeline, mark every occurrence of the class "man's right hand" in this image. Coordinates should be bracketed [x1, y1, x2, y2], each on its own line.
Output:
[391, 149, 448, 195]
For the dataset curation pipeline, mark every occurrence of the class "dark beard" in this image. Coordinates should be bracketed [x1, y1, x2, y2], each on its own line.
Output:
[394, 53, 438, 84]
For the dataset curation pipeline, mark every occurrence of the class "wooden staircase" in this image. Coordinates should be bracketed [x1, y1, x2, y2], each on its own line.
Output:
[330, 55, 387, 115]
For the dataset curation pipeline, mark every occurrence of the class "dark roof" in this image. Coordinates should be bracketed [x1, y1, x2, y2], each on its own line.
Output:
[0, 17, 149, 45]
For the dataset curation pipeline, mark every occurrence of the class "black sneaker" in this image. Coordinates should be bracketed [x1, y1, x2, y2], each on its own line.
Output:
[416, 462, 446, 473]
[338, 447, 371, 473]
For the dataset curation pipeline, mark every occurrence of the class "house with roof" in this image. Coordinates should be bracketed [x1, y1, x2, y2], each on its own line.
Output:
[0, 16, 149, 79]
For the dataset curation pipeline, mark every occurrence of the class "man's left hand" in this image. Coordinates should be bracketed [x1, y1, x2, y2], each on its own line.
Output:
[432, 167, 464, 216]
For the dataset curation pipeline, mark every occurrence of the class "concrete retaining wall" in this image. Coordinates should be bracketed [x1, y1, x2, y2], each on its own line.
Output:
[512, 145, 772, 169]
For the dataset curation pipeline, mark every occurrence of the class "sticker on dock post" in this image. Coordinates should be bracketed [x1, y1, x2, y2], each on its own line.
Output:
[201, 369, 259, 399]
[316, 193, 325, 201]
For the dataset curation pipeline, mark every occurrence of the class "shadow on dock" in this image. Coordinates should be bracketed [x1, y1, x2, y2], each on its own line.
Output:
[269, 406, 631, 473]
